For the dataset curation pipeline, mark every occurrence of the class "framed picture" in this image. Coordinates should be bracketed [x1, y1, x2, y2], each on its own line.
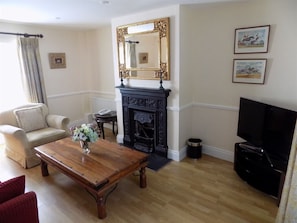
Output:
[234, 25, 270, 54]
[48, 53, 66, 69]
[232, 59, 267, 84]
[139, 52, 148, 64]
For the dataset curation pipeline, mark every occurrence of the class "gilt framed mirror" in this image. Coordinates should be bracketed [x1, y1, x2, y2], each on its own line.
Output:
[116, 17, 170, 80]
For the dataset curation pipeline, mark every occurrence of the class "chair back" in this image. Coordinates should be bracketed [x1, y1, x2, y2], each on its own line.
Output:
[0, 103, 48, 127]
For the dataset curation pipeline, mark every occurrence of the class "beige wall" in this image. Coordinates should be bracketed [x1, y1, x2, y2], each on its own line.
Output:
[85, 26, 117, 117]
[177, 0, 297, 161]
[86, 26, 115, 94]
[183, 0, 297, 106]
[0, 23, 116, 125]
[0, 23, 90, 122]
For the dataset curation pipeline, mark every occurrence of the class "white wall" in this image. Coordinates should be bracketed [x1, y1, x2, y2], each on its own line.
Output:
[86, 26, 115, 95]
[85, 26, 116, 114]
[180, 0, 297, 161]
[39, 27, 92, 123]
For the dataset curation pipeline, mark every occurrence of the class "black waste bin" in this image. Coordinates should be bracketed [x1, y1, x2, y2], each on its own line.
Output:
[187, 138, 202, 159]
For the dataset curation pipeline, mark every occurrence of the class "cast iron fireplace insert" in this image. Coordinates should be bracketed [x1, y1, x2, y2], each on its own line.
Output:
[119, 87, 171, 157]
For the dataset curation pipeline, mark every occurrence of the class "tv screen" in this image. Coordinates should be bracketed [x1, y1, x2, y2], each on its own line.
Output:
[237, 98, 266, 147]
[237, 97, 297, 162]
[263, 106, 297, 161]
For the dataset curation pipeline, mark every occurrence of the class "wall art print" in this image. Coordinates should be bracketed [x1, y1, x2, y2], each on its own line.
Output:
[48, 53, 66, 69]
[232, 59, 267, 84]
[234, 25, 270, 54]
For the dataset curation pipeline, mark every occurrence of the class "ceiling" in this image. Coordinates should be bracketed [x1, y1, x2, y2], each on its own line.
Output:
[0, 0, 244, 29]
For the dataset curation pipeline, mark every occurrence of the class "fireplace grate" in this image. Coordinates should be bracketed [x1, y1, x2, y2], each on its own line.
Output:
[134, 112, 155, 153]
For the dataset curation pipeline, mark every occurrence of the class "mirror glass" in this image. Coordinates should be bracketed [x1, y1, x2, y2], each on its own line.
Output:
[117, 17, 170, 80]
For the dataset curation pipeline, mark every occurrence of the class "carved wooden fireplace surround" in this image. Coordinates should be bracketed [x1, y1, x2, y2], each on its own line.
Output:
[119, 87, 171, 157]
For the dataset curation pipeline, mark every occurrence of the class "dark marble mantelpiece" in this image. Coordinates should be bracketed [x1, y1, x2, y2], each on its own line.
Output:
[118, 87, 171, 157]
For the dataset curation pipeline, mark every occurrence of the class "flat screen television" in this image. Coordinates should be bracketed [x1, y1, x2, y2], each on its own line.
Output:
[237, 97, 297, 163]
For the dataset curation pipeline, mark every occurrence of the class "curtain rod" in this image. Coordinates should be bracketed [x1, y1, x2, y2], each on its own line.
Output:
[125, 40, 139, 44]
[0, 32, 43, 38]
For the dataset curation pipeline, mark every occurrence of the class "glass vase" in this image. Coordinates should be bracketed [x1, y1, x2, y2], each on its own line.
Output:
[80, 141, 90, 154]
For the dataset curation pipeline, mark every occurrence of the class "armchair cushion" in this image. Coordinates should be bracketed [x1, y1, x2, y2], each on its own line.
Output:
[0, 192, 39, 223]
[27, 128, 67, 147]
[0, 176, 39, 223]
[0, 175, 25, 203]
[14, 106, 47, 132]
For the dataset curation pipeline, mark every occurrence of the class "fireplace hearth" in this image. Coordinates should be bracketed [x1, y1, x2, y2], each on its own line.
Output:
[119, 87, 171, 157]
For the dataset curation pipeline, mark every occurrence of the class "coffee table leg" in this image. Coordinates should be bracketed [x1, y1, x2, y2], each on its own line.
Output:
[96, 195, 107, 219]
[139, 167, 147, 188]
[40, 160, 49, 176]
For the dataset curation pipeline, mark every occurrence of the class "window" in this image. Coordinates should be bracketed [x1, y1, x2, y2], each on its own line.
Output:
[0, 36, 27, 111]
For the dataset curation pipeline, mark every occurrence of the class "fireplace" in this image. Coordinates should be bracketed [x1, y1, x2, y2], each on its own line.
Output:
[119, 87, 171, 157]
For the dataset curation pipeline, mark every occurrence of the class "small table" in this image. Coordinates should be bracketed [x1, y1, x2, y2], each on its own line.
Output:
[34, 138, 148, 219]
[94, 111, 117, 139]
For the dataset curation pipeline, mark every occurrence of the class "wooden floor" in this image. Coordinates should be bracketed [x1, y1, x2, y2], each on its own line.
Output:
[0, 129, 278, 223]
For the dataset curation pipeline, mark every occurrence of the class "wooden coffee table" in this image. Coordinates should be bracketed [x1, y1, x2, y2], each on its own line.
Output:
[34, 138, 148, 219]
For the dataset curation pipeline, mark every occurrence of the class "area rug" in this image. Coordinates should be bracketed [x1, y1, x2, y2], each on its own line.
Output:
[147, 153, 171, 171]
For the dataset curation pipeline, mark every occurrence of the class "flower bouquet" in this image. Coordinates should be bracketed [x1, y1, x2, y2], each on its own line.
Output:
[70, 123, 99, 153]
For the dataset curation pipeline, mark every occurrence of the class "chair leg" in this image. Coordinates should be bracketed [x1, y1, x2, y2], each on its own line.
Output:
[100, 123, 105, 139]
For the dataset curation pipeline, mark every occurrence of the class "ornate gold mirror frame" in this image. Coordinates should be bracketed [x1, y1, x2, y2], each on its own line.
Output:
[117, 17, 170, 80]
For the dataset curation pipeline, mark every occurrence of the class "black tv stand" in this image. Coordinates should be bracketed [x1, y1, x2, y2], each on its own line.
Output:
[238, 142, 274, 168]
[238, 142, 263, 153]
[234, 142, 286, 205]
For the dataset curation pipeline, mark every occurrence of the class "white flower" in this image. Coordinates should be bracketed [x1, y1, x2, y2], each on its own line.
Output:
[71, 123, 99, 142]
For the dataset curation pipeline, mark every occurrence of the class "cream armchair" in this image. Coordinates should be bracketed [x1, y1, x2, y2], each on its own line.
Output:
[0, 103, 70, 168]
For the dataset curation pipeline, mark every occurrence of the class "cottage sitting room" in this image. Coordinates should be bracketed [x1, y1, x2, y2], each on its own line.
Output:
[0, 0, 297, 222]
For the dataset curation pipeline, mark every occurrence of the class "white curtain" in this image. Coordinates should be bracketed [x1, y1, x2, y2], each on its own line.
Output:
[0, 36, 27, 111]
[276, 122, 297, 222]
[18, 37, 47, 104]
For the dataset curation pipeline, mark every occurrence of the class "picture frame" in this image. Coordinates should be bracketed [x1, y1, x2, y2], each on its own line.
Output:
[138, 52, 148, 64]
[48, 53, 66, 69]
[234, 25, 270, 54]
[232, 59, 267, 84]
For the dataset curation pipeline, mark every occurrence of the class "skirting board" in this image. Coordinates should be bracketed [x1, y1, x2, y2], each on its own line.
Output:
[69, 128, 234, 163]
[115, 134, 234, 163]
[168, 144, 234, 163]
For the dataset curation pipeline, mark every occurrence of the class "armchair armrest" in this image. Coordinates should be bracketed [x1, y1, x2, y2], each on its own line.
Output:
[0, 191, 39, 223]
[0, 125, 29, 148]
[46, 115, 70, 131]
[0, 124, 24, 135]
[0, 125, 30, 157]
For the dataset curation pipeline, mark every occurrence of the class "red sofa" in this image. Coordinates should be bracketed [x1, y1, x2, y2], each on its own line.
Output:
[0, 175, 39, 223]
